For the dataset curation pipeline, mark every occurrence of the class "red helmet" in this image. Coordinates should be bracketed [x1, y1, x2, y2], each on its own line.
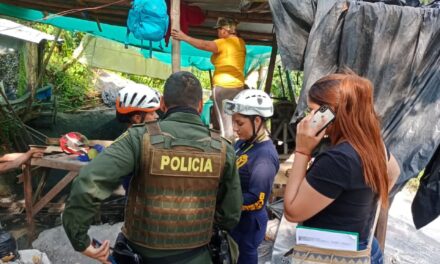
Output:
[59, 132, 90, 155]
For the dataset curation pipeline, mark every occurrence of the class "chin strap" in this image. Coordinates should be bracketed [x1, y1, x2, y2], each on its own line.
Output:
[247, 116, 266, 144]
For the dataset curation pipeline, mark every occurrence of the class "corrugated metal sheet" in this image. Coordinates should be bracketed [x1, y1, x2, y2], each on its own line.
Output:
[0, 18, 57, 43]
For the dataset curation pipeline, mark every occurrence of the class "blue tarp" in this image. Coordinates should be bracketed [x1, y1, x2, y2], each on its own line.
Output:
[0, 3, 271, 72]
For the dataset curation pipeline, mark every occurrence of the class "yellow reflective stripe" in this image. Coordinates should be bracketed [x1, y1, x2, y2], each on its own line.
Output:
[242, 192, 265, 211]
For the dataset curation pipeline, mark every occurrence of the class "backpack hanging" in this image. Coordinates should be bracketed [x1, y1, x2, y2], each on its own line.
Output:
[126, 0, 169, 57]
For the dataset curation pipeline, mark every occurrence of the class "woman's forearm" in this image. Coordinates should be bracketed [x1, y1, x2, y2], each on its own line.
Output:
[284, 154, 309, 207]
[183, 35, 218, 53]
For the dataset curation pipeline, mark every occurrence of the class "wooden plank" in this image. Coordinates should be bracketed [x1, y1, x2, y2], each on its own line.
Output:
[32, 171, 78, 217]
[189, 26, 273, 42]
[31, 154, 87, 171]
[204, 10, 272, 24]
[171, 0, 181, 73]
[43, 146, 63, 154]
[45, 138, 113, 147]
[46, 137, 59, 145]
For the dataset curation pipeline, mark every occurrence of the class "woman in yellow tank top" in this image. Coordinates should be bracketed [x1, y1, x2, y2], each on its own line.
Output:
[171, 17, 246, 141]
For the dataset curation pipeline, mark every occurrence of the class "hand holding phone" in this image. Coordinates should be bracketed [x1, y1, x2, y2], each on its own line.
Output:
[90, 238, 117, 264]
[310, 105, 335, 135]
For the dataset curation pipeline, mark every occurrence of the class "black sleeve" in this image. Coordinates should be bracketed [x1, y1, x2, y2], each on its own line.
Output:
[305, 152, 350, 199]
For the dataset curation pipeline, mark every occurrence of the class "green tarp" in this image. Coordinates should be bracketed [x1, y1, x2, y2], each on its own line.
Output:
[0, 3, 271, 73]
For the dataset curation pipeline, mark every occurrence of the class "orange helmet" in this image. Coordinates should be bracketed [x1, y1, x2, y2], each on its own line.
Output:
[59, 132, 90, 155]
[116, 84, 161, 114]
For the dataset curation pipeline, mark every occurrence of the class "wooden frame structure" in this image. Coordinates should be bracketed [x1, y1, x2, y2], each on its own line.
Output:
[22, 154, 86, 242]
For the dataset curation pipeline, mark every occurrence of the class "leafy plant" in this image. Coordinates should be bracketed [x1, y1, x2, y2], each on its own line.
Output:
[31, 24, 95, 110]
[120, 73, 165, 93]
[270, 62, 303, 102]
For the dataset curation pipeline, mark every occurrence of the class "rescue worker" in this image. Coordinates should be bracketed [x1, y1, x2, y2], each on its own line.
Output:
[171, 17, 246, 141]
[115, 84, 161, 193]
[223, 89, 280, 264]
[62, 71, 242, 264]
[115, 83, 161, 127]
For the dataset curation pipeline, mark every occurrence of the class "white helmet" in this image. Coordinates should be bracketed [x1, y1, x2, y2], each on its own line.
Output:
[223, 89, 273, 118]
[116, 84, 161, 114]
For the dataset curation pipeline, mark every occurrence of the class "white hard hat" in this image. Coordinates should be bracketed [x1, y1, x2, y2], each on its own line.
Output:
[223, 89, 273, 118]
[116, 84, 161, 114]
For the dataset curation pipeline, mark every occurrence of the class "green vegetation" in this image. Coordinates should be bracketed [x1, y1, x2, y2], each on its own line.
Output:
[32, 24, 96, 110]
[30, 24, 214, 110]
[121, 73, 165, 93]
[270, 62, 303, 103]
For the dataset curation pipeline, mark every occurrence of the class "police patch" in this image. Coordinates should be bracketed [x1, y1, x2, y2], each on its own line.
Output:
[150, 149, 222, 178]
[236, 154, 248, 169]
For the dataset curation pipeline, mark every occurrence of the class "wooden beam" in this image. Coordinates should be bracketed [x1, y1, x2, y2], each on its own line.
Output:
[32, 171, 78, 217]
[23, 162, 35, 245]
[6, 0, 130, 16]
[83, 0, 131, 7]
[1, 0, 129, 26]
[205, 10, 272, 24]
[189, 26, 273, 42]
[171, 0, 181, 73]
[264, 35, 277, 94]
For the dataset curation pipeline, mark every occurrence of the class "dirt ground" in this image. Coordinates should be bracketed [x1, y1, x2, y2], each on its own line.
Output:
[31, 188, 440, 264]
[384, 189, 440, 264]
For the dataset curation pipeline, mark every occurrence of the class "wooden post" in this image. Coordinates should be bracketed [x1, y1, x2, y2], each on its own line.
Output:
[23, 161, 34, 245]
[264, 35, 277, 94]
[171, 0, 181, 73]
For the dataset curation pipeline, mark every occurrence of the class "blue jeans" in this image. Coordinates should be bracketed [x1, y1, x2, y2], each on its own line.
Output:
[230, 211, 268, 264]
[359, 237, 383, 264]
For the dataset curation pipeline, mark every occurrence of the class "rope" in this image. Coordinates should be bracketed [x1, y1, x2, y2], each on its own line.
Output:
[0, 0, 127, 34]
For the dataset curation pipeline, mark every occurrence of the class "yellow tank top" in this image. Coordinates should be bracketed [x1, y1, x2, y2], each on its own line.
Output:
[211, 37, 246, 88]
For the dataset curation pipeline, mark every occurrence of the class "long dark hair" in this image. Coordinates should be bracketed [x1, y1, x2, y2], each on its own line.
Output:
[308, 72, 389, 207]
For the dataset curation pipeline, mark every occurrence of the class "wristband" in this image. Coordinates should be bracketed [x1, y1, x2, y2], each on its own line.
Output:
[295, 150, 311, 160]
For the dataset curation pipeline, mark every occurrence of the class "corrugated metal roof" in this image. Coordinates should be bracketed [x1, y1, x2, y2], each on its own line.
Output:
[0, 0, 273, 45]
[0, 18, 57, 43]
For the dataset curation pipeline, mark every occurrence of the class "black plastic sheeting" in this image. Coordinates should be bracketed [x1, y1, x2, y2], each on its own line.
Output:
[269, 0, 440, 227]
[412, 145, 440, 229]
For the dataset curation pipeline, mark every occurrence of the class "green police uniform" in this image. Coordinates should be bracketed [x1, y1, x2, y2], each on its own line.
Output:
[63, 111, 242, 264]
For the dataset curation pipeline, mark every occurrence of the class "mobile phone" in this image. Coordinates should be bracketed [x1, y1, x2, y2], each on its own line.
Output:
[91, 238, 117, 264]
[92, 238, 102, 248]
[310, 105, 335, 135]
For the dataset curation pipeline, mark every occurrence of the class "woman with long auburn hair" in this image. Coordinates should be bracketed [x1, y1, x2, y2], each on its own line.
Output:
[284, 72, 400, 263]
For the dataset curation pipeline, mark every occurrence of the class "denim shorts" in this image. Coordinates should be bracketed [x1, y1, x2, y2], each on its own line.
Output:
[359, 237, 383, 264]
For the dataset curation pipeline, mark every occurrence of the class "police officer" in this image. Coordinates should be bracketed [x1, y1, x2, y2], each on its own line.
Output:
[63, 71, 243, 264]
[223, 89, 280, 264]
